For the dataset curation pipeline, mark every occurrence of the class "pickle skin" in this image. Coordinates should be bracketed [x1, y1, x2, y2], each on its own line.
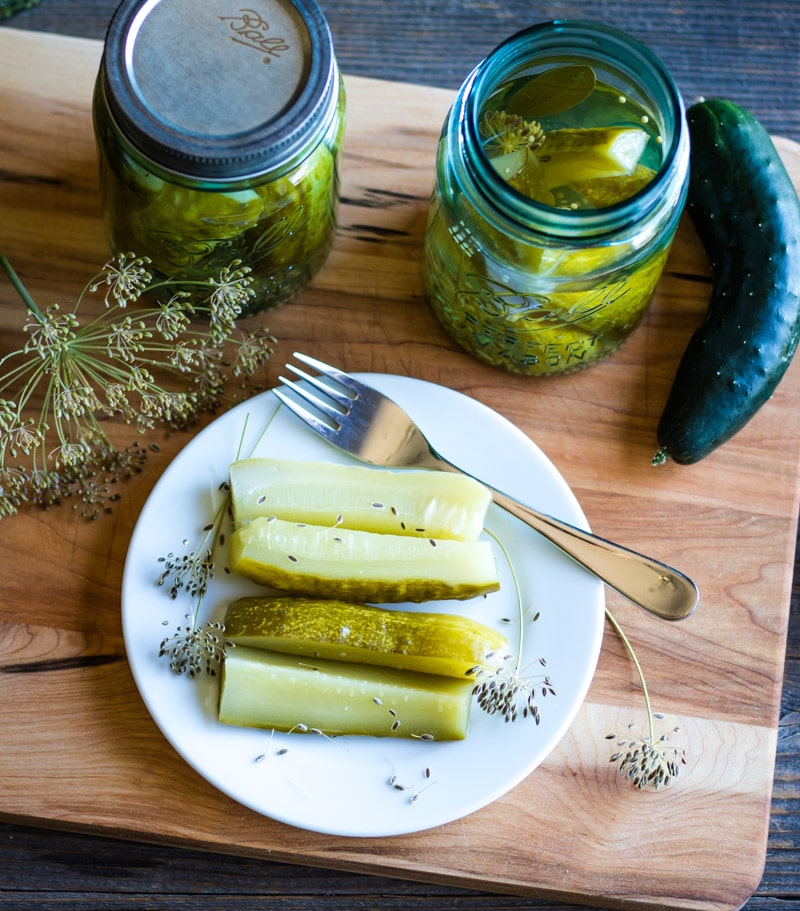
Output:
[224, 596, 509, 677]
[228, 517, 500, 603]
[219, 646, 473, 740]
[229, 457, 492, 541]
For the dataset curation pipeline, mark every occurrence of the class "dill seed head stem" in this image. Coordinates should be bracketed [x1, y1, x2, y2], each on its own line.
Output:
[604, 607, 688, 790]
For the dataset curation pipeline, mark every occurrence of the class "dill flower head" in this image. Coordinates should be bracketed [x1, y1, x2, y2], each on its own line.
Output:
[0, 250, 275, 520]
[159, 618, 232, 677]
[468, 657, 555, 725]
[480, 110, 546, 155]
[607, 722, 686, 790]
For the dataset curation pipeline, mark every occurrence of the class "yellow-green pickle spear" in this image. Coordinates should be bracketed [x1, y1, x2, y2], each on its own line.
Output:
[219, 647, 475, 740]
[228, 517, 500, 602]
[227, 457, 499, 601]
[221, 456, 505, 738]
[218, 597, 511, 740]
[230, 457, 492, 541]
[224, 596, 509, 677]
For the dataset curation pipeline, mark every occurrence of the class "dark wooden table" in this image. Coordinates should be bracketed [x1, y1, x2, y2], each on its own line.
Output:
[2, 2, 799, 909]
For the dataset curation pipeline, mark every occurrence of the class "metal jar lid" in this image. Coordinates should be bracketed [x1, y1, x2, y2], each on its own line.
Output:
[100, 0, 338, 180]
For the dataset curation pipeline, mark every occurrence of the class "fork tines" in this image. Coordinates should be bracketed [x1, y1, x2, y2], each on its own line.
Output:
[288, 352, 359, 397]
[273, 352, 356, 432]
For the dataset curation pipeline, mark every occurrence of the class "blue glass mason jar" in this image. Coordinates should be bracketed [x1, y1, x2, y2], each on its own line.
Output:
[93, 0, 345, 314]
[423, 20, 689, 375]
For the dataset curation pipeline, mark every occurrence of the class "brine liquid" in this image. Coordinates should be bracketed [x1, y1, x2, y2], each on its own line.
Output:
[480, 71, 663, 210]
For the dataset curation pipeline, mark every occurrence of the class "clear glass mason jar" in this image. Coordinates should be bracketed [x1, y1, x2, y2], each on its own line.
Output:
[423, 20, 689, 375]
[93, 0, 345, 314]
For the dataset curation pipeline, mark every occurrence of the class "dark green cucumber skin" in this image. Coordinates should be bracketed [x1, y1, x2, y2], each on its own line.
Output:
[656, 99, 800, 464]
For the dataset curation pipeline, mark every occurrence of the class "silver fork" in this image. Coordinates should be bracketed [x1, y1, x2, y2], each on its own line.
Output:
[273, 352, 698, 621]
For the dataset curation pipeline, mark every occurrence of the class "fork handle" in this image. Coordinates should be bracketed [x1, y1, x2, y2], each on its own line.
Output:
[427, 455, 698, 620]
[489, 489, 698, 620]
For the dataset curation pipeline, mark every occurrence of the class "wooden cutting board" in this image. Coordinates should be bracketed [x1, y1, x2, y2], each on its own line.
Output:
[2, 28, 800, 911]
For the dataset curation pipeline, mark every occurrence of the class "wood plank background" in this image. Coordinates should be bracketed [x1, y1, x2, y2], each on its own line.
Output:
[1, 2, 800, 910]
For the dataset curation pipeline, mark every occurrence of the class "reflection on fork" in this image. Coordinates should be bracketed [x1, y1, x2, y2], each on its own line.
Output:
[272, 352, 699, 622]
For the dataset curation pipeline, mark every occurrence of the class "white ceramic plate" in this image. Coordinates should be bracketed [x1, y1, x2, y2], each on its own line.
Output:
[122, 374, 605, 837]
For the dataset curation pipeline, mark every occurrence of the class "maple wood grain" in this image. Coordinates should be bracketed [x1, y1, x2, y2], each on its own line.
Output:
[1, 27, 800, 911]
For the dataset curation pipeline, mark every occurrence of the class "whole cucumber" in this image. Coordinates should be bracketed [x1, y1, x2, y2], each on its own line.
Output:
[653, 99, 800, 465]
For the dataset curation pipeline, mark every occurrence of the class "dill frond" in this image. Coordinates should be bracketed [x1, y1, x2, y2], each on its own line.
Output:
[0, 251, 275, 519]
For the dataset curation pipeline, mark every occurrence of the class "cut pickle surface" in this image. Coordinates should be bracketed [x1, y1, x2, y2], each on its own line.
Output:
[228, 517, 500, 602]
[230, 457, 491, 541]
[219, 646, 473, 740]
[224, 596, 509, 677]
[535, 126, 649, 189]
